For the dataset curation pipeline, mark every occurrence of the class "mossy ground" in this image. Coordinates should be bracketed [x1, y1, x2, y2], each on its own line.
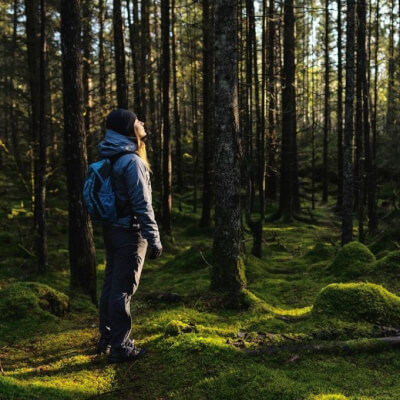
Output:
[2, 170, 400, 399]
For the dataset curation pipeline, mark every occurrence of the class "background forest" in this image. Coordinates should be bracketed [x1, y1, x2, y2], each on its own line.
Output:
[1, 0, 400, 398]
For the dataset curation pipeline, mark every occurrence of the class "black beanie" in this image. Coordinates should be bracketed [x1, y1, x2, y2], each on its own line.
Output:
[106, 109, 137, 136]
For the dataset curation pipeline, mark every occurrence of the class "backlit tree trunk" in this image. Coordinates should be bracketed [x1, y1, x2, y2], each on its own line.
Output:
[61, 0, 97, 304]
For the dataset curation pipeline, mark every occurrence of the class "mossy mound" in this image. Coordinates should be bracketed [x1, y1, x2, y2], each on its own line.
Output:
[309, 395, 348, 400]
[373, 250, 400, 275]
[0, 282, 69, 320]
[165, 320, 198, 336]
[330, 241, 375, 279]
[305, 242, 335, 262]
[312, 282, 400, 326]
[164, 244, 211, 271]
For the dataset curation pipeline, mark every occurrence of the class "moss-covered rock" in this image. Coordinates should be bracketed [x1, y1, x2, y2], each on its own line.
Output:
[373, 250, 400, 275]
[330, 241, 375, 279]
[305, 242, 335, 263]
[0, 282, 69, 320]
[312, 282, 400, 326]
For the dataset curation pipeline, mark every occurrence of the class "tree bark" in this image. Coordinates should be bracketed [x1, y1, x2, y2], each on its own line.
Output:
[171, 0, 183, 191]
[336, 0, 344, 210]
[37, 0, 48, 271]
[322, 0, 330, 203]
[279, 0, 298, 221]
[113, 0, 128, 109]
[61, 0, 97, 304]
[342, 0, 355, 245]
[266, 0, 277, 201]
[161, 0, 172, 237]
[200, 0, 214, 228]
[99, 0, 107, 133]
[211, 0, 246, 293]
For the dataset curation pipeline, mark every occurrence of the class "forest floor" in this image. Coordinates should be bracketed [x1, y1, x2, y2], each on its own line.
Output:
[1, 169, 400, 400]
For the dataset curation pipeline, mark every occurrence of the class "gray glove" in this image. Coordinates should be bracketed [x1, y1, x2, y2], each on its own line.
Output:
[148, 246, 163, 259]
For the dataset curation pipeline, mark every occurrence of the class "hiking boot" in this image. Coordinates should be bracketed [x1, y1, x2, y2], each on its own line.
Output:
[108, 345, 148, 364]
[97, 336, 111, 355]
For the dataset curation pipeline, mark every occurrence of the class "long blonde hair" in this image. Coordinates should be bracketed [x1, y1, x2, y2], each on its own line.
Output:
[134, 125, 151, 172]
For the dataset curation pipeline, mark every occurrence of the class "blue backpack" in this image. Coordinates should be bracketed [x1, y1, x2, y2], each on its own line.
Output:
[83, 152, 132, 224]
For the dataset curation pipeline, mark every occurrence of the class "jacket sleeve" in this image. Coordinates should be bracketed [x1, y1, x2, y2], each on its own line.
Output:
[124, 156, 162, 249]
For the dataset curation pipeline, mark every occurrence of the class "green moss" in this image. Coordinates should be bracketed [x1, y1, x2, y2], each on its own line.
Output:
[369, 227, 400, 254]
[305, 242, 335, 262]
[373, 250, 400, 274]
[165, 320, 190, 336]
[312, 282, 400, 326]
[330, 241, 375, 279]
[163, 244, 211, 271]
[0, 282, 69, 320]
[308, 395, 348, 400]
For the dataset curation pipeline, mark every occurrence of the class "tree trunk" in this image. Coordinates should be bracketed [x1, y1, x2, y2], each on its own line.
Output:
[10, 0, 29, 190]
[113, 0, 128, 109]
[386, 0, 395, 146]
[211, 0, 246, 293]
[61, 0, 97, 304]
[322, 0, 330, 203]
[24, 0, 40, 216]
[266, 0, 277, 201]
[82, 0, 93, 155]
[99, 0, 107, 133]
[279, 0, 297, 221]
[161, 0, 172, 237]
[358, 0, 377, 234]
[127, 0, 142, 115]
[37, 0, 48, 271]
[171, 0, 183, 191]
[200, 0, 214, 228]
[342, 0, 355, 245]
[336, 0, 343, 210]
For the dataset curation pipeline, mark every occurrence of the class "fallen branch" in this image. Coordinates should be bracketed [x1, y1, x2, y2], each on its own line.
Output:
[18, 243, 36, 258]
[245, 336, 400, 357]
[0, 359, 5, 376]
[199, 251, 213, 268]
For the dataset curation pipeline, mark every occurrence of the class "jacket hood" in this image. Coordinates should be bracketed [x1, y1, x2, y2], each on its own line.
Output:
[98, 129, 138, 158]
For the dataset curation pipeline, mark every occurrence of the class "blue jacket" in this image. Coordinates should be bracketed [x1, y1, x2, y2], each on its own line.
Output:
[98, 129, 161, 249]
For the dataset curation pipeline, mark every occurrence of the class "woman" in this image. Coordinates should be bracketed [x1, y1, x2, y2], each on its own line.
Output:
[97, 109, 162, 363]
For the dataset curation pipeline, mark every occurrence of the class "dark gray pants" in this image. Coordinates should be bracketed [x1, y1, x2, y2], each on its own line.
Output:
[99, 226, 147, 350]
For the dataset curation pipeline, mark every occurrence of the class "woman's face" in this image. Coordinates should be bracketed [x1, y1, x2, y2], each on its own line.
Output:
[134, 118, 146, 139]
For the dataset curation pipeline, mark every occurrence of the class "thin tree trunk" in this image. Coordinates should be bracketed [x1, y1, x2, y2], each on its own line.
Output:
[82, 0, 92, 150]
[99, 0, 107, 133]
[279, 0, 297, 221]
[322, 0, 330, 202]
[10, 0, 29, 190]
[211, 0, 246, 294]
[337, 0, 344, 210]
[127, 0, 142, 115]
[113, 0, 128, 109]
[342, 0, 356, 245]
[358, 0, 377, 233]
[61, 0, 97, 304]
[171, 0, 183, 191]
[25, 0, 40, 216]
[200, 0, 214, 227]
[161, 0, 172, 237]
[37, 0, 48, 271]
[266, 0, 277, 201]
